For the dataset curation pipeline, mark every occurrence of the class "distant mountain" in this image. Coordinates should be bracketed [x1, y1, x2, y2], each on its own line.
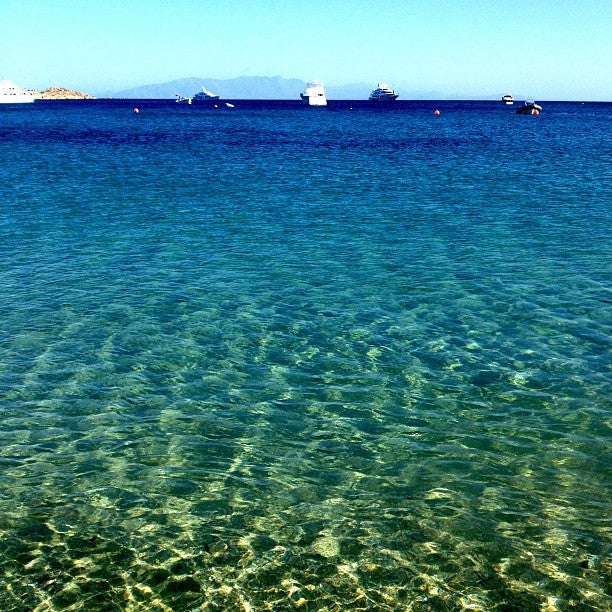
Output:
[110, 76, 392, 100]
[108, 76, 499, 101]
[113, 76, 307, 100]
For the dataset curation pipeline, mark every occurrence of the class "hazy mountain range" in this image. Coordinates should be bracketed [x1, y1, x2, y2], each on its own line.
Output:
[106, 76, 449, 100]
[109, 76, 370, 100]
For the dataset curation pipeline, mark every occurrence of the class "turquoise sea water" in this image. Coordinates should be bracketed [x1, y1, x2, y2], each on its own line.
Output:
[0, 99, 610, 610]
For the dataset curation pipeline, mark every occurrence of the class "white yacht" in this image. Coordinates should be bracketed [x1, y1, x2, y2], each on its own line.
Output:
[0, 78, 36, 103]
[192, 86, 220, 102]
[369, 82, 398, 102]
[502, 93, 513, 105]
[300, 81, 327, 106]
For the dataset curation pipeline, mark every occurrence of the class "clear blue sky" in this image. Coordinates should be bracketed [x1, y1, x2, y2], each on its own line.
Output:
[3, 0, 611, 100]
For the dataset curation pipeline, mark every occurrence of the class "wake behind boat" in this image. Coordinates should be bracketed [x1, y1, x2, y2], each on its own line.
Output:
[369, 82, 398, 101]
[0, 78, 36, 103]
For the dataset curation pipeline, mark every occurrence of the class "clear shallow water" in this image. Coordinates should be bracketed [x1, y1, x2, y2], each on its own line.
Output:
[0, 99, 610, 610]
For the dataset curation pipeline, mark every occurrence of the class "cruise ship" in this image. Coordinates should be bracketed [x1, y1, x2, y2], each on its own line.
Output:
[368, 82, 398, 102]
[0, 78, 36, 103]
[192, 86, 220, 102]
[300, 81, 327, 106]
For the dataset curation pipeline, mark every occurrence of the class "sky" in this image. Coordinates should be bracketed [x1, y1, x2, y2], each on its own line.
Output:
[2, 0, 611, 100]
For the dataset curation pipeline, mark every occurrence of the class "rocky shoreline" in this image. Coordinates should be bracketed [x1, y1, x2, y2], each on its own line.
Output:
[37, 87, 95, 100]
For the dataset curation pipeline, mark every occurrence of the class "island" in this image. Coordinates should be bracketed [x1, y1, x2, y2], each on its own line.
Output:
[37, 87, 95, 100]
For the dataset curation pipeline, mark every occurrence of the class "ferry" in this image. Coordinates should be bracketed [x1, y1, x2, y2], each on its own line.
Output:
[192, 86, 220, 102]
[300, 81, 327, 106]
[0, 78, 36, 103]
[369, 82, 398, 102]
[502, 93, 513, 104]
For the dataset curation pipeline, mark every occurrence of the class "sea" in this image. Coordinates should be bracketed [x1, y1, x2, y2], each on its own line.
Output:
[0, 99, 610, 611]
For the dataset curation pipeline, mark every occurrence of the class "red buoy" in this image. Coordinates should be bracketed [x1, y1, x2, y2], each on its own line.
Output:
[434, 109, 440, 115]
[133, 107, 139, 114]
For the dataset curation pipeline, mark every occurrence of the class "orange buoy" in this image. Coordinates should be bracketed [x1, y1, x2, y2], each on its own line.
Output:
[532, 109, 539, 115]
[434, 109, 440, 115]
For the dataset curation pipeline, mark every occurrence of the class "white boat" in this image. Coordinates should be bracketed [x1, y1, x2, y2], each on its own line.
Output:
[192, 86, 220, 102]
[0, 78, 36, 104]
[175, 94, 192, 104]
[300, 81, 327, 106]
[369, 82, 398, 102]
[502, 93, 513, 104]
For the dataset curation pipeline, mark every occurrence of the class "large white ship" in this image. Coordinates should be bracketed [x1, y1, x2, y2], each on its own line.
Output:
[0, 78, 36, 103]
[368, 82, 398, 102]
[300, 81, 327, 106]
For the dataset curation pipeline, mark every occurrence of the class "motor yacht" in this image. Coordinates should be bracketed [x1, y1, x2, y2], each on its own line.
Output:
[300, 81, 327, 106]
[0, 78, 36, 103]
[192, 86, 220, 102]
[369, 82, 398, 101]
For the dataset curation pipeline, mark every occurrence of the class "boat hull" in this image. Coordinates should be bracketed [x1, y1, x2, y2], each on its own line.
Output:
[369, 93, 399, 102]
[516, 103, 542, 115]
[0, 96, 35, 104]
[300, 94, 327, 106]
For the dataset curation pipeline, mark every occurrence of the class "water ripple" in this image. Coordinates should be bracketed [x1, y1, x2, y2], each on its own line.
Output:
[0, 100, 610, 610]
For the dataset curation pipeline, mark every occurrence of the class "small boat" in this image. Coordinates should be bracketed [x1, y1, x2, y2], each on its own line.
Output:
[369, 82, 398, 101]
[192, 86, 220, 102]
[516, 100, 542, 115]
[175, 94, 192, 104]
[300, 81, 327, 106]
[225, 103, 235, 108]
[502, 93, 513, 104]
[0, 77, 36, 104]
